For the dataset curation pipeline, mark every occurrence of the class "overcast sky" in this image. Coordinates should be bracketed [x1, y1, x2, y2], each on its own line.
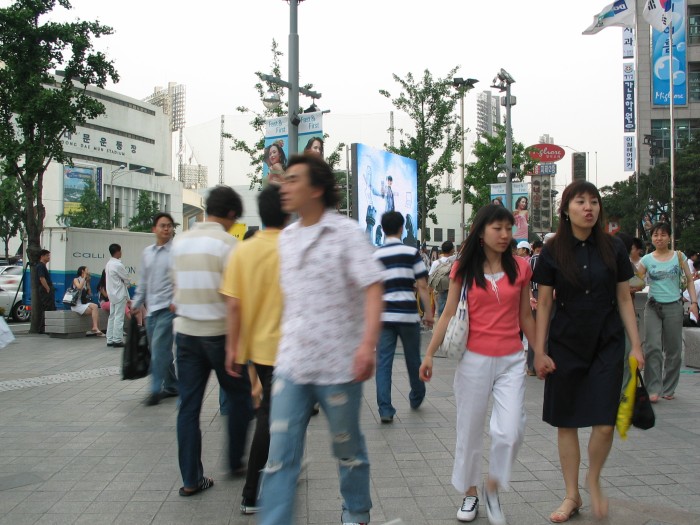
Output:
[22, 0, 632, 191]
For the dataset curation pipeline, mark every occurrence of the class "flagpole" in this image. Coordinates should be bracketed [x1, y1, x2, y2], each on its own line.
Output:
[633, 15, 641, 238]
[669, 12, 676, 248]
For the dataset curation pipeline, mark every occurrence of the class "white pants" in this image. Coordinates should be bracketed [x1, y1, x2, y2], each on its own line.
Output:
[451, 350, 526, 492]
[107, 296, 127, 344]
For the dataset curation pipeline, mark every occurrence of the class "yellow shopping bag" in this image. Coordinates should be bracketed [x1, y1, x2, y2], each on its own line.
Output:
[616, 356, 639, 440]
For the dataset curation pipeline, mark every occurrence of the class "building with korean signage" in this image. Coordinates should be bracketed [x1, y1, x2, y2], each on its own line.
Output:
[45, 77, 188, 229]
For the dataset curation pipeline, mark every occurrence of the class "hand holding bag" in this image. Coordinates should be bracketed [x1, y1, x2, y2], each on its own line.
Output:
[677, 251, 688, 292]
[438, 279, 469, 360]
[62, 287, 80, 306]
[632, 370, 655, 430]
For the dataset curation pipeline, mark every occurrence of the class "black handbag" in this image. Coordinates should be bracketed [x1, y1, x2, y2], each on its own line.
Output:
[122, 316, 151, 380]
[632, 370, 655, 430]
[62, 287, 80, 306]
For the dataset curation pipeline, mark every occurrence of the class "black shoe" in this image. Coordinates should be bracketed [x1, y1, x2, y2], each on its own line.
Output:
[161, 389, 178, 399]
[112, 341, 125, 348]
[240, 498, 260, 515]
[311, 402, 320, 416]
[144, 393, 162, 406]
[380, 415, 394, 423]
[106, 342, 114, 347]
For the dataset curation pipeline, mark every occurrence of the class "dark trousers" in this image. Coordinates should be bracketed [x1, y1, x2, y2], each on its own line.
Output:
[175, 333, 253, 488]
[241, 363, 274, 504]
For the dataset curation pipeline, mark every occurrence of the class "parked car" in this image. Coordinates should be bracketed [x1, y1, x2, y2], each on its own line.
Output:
[0, 287, 29, 322]
[0, 265, 24, 289]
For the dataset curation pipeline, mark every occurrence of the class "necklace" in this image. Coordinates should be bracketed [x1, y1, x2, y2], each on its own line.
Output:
[485, 260, 502, 304]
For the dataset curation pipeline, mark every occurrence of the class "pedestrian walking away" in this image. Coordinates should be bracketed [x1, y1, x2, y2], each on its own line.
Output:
[420, 204, 536, 525]
[374, 210, 433, 424]
[532, 180, 645, 522]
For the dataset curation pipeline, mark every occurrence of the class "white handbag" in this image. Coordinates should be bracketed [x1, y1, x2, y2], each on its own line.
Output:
[439, 279, 469, 360]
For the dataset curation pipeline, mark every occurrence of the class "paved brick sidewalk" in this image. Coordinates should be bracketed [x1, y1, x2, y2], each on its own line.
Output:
[0, 333, 699, 524]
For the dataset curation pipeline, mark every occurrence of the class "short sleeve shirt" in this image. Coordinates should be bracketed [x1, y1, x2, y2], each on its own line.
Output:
[276, 211, 384, 385]
[450, 257, 532, 357]
[641, 251, 686, 302]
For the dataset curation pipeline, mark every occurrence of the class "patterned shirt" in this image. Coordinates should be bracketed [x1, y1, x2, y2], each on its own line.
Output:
[276, 211, 384, 385]
[374, 237, 427, 324]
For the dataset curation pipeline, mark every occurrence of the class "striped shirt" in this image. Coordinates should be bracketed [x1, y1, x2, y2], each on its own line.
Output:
[170, 221, 237, 336]
[374, 237, 428, 324]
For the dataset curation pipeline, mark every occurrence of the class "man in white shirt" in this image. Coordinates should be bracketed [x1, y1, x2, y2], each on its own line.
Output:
[105, 243, 130, 347]
[258, 155, 384, 525]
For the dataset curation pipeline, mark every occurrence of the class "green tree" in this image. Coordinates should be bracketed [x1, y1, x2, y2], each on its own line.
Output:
[461, 125, 536, 221]
[128, 191, 159, 232]
[380, 67, 461, 242]
[0, 176, 23, 259]
[224, 40, 344, 189]
[0, 0, 117, 333]
[56, 179, 112, 229]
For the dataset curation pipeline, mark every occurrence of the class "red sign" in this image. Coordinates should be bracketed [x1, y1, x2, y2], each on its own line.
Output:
[527, 144, 566, 162]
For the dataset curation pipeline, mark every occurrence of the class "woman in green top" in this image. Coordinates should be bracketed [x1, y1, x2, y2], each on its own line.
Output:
[637, 222, 698, 402]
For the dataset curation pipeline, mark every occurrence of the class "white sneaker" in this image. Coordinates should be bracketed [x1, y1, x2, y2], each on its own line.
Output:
[457, 495, 478, 522]
[484, 487, 506, 525]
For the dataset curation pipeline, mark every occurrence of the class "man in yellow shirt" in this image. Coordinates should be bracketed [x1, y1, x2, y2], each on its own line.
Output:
[221, 184, 289, 515]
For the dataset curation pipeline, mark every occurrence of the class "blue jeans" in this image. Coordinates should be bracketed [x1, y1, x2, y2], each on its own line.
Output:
[376, 322, 425, 418]
[175, 333, 253, 489]
[258, 375, 371, 525]
[436, 290, 448, 318]
[146, 308, 177, 395]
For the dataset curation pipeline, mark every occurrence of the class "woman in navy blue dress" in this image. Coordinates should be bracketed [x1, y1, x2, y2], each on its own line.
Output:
[532, 181, 644, 522]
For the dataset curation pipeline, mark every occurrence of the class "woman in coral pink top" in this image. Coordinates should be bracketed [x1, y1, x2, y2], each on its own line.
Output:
[420, 204, 536, 524]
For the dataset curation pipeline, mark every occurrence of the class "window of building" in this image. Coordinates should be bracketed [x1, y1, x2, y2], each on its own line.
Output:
[433, 228, 443, 242]
[689, 62, 700, 102]
[650, 119, 700, 158]
[447, 229, 456, 242]
[690, 7, 700, 45]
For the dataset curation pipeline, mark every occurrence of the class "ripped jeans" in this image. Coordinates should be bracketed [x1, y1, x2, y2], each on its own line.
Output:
[258, 374, 371, 525]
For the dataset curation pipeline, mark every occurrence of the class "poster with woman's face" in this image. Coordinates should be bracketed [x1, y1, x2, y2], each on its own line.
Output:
[489, 182, 530, 241]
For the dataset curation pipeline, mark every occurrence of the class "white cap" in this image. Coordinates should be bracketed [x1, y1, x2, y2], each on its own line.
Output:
[544, 232, 556, 242]
[517, 240, 531, 251]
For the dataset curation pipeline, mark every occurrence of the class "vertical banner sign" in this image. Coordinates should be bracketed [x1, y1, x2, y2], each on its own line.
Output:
[622, 27, 635, 59]
[63, 166, 96, 214]
[624, 135, 636, 171]
[528, 175, 553, 233]
[96, 167, 103, 200]
[651, 0, 687, 106]
[262, 112, 325, 186]
[489, 182, 530, 241]
[623, 62, 636, 132]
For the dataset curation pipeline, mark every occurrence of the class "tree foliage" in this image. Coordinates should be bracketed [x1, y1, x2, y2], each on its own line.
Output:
[56, 179, 112, 229]
[0, 0, 118, 332]
[380, 67, 461, 242]
[0, 176, 22, 258]
[225, 40, 344, 189]
[461, 125, 536, 222]
[601, 132, 700, 251]
[128, 191, 159, 232]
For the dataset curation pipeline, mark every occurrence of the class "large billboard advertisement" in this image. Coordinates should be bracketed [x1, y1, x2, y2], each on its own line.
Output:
[489, 182, 530, 242]
[63, 166, 101, 214]
[351, 143, 418, 247]
[651, 0, 687, 106]
[263, 112, 324, 185]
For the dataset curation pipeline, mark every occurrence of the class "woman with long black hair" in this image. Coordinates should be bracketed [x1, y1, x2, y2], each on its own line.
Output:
[420, 204, 536, 524]
[532, 180, 644, 522]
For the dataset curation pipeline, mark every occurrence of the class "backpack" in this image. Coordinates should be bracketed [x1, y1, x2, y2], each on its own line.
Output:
[428, 260, 452, 292]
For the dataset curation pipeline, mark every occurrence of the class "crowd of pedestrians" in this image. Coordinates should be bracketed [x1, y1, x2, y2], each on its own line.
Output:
[30, 153, 700, 525]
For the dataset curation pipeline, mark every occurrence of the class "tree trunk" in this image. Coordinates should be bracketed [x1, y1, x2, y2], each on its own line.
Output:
[24, 181, 46, 334]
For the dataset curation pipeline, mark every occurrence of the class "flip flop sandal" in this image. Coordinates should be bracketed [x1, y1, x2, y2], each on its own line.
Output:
[662, 395, 675, 400]
[550, 497, 582, 523]
[179, 476, 214, 497]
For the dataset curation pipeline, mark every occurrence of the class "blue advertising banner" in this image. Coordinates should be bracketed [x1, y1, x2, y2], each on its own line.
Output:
[651, 0, 687, 106]
[63, 166, 96, 214]
[623, 62, 636, 132]
[263, 113, 324, 185]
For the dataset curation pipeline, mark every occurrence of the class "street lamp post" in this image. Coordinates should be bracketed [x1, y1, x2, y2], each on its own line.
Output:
[260, 0, 321, 157]
[491, 69, 516, 209]
[452, 77, 478, 244]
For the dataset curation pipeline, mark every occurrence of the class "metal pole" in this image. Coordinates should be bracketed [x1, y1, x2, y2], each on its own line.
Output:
[288, 0, 299, 156]
[459, 89, 465, 243]
[669, 17, 676, 248]
[505, 83, 513, 210]
[110, 173, 114, 230]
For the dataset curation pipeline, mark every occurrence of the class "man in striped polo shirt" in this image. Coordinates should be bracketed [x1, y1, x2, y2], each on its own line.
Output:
[374, 211, 434, 423]
[170, 185, 253, 497]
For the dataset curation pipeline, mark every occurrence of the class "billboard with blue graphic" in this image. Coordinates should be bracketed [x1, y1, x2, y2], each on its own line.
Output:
[651, 0, 687, 106]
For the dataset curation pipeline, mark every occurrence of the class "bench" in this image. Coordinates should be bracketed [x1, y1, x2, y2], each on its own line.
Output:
[683, 327, 700, 369]
[45, 309, 110, 339]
